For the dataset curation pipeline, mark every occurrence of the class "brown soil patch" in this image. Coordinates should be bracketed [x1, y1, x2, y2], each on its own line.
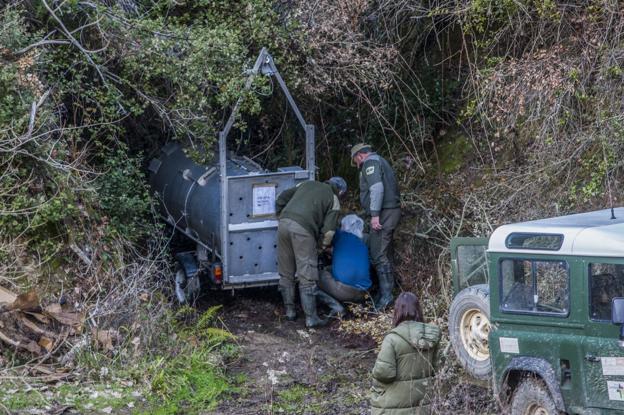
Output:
[207, 290, 376, 415]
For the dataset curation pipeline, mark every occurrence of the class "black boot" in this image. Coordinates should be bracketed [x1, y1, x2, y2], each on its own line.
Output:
[299, 285, 328, 328]
[317, 290, 345, 318]
[374, 264, 395, 311]
[279, 283, 297, 321]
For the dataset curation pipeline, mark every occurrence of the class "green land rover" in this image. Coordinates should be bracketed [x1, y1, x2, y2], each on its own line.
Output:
[449, 208, 624, 414]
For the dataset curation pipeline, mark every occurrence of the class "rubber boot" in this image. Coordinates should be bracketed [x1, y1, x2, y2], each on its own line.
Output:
[371, 266, 383, 306]
[317, 290, 345, 319]
[279, 283, 297, 321]
[299, 285, 328, 328]
[374, 264, 395, 311]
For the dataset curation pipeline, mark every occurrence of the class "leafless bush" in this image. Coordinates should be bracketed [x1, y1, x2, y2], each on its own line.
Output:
[83, 230, 173, 355]
[290, 0, 399, 97]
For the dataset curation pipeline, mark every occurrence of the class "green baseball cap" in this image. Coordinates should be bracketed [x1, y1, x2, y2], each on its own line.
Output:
[350, 143, 372, 166]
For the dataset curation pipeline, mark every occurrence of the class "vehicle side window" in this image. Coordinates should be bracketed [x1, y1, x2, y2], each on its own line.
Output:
[500, 259, 569, 316]
[589, 263, 624, 321]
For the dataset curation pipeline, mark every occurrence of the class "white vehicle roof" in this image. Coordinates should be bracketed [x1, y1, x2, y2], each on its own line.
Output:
[488, 207, 624, 257]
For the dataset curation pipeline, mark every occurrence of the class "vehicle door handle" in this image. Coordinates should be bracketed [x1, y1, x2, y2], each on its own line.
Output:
[584, 354, 600, 363]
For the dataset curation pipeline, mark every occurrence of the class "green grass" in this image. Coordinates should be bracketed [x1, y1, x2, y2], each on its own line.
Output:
[138, 306, 238, 414]
[0, 389, 47, 410]
[274, 384, 324, 414]
[146, 348, 235, 414]
[0, 306, 238, 415]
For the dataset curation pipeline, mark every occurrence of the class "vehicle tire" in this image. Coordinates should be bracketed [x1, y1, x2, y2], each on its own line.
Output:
[449, 284, 492, 380]
[511, 377, 558, 415]
[174, 263, 200, 304]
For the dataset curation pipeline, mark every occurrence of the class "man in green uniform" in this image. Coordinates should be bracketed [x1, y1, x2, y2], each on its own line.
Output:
[351, 143, 401, 310]
[275, 177, 347, 328]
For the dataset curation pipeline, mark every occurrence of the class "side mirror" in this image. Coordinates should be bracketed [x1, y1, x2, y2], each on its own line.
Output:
[612, 298, 624, 324]
[611, 298, 624, 347]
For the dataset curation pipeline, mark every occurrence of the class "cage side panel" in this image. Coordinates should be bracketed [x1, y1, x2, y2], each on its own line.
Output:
[227, 174, 297, 224]
[225, 173, 299, 281]
[228, 229, 279, 276]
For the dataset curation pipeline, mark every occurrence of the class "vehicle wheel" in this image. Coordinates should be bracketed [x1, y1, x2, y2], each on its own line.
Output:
[174, 263, 200, 304]
[449, 284, 492, 380]
[511, 378, 558, 415]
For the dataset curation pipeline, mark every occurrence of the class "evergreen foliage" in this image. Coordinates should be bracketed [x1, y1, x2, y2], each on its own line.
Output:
[2, 0, 624, 410]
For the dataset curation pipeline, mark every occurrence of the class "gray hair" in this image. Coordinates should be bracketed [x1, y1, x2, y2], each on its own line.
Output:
[341, 214, 364, 239]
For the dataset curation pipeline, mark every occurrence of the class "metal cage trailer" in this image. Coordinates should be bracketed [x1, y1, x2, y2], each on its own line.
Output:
[149, 48, 315, 302]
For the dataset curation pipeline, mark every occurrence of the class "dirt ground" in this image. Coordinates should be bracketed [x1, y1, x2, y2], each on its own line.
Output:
[0, 284, 497, 415]
[207, 289, 377, 415]
[207, 289, 498, 415]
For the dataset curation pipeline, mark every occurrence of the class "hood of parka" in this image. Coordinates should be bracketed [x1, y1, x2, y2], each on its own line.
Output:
[390, 321, 440, 350]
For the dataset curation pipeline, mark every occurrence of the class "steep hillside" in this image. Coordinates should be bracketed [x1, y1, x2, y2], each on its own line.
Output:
[1, 0, 623, 413]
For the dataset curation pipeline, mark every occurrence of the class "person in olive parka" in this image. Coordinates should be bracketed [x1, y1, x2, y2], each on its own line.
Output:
[275, 177, 347, 328]
[371, 292, 441, 415]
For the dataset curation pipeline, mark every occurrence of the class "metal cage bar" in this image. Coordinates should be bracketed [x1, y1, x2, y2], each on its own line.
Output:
[217, 48, 316, 281]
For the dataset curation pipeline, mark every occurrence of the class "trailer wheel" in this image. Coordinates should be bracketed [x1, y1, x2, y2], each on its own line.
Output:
[511, 378, 558, 415]
[174, 263, 200, 304]
[449, 284, 492, 380]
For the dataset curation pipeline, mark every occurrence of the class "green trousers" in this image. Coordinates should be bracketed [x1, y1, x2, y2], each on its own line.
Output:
[277, 218, 318, 289]
[369, 208, 401, 267]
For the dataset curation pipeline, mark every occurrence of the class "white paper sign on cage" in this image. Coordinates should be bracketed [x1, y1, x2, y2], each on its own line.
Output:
[253, 184, 276, 217]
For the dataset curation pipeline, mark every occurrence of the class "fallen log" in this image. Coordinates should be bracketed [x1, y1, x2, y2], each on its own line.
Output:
[0, 287, 84, 358]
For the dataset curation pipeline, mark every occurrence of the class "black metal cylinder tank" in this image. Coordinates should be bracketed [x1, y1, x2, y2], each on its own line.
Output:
[148, 143, 263, 253]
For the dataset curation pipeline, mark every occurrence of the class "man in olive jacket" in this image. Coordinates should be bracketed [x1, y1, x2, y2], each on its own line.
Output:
[351, 143, 401, 310]
[275, 177, 347, 328]
[371, 321, 441, 414]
